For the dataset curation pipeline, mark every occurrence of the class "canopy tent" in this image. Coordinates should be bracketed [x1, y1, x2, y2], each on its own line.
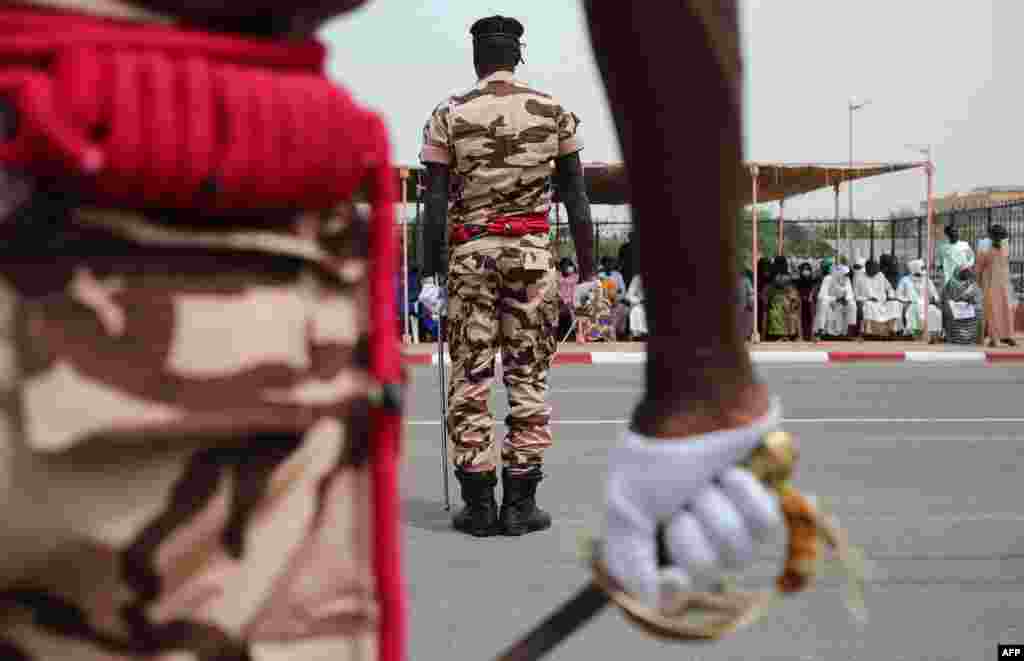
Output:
[390, 161, 924, 206]
[742, 160, 935, 342]
[392, 159, 935, 343]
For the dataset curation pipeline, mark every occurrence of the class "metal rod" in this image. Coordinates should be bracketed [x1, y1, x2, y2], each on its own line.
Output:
[848, 104, 853, 262]
[921, 154, 935, 341]
[401, 169, 410, 343]
[438, 319, 451, 510]
[834, 182, 841, 260]
[777, 197, 785, 256]
[751, 164, 760, 343]
[555, 200, 561, 257]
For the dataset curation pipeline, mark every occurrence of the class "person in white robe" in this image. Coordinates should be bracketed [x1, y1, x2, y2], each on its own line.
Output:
[814, 263, 856, 337]
[897, 258, 942, 338]
[938, 224, 975, 288]
[625, 274, 648, 338]
[853, 257, 903, 336]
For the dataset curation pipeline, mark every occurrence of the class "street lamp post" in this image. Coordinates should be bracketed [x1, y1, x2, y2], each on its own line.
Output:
[848, 98, 871, 262]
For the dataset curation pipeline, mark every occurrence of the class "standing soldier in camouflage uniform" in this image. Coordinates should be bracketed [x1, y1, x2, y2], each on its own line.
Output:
[0, 1, 405, 659]
[418, 15, 596, 537]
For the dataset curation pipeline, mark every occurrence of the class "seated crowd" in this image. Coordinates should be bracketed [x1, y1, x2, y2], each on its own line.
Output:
[558, 255, 647, 343]
[399, 222, 1015, 347]
[744, 252, 999, 345]
[396, 254, 648, 344]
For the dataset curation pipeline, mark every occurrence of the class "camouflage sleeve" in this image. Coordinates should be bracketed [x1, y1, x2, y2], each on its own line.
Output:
[419, 100, 453, 165]
[556, 106, 584, 156]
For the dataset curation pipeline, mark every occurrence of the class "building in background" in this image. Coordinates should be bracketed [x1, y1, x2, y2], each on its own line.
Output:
[923, 186, 1024, 214]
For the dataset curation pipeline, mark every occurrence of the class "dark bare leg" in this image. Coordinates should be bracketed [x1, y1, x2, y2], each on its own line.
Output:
[582, 1, 769, 438]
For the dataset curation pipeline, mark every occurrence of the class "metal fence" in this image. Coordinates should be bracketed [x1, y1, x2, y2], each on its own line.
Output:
[758, 217, 928, 265]
[756, 201, 1024, 294]
[398, 200, 1024, 294]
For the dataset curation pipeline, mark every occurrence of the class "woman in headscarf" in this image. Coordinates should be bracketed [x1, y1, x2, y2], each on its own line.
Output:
[897, 259, 942, 341]
[814, 262, 856, 338]
[976, 224, 1016, 346]
[850, 257, 869, 337]
[943, 265, 984, 345]
[765, 256, 801, 341]
[879, 253, 902, 290]
[855, 257, 903, 338]
[795, 261, 818, 341]
[558, 257, 580, 340]
[575, 265, 617, 343]
[939, 224, 975, 289]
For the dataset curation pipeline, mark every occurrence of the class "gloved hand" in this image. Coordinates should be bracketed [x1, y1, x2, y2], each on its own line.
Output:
[418, 276, 448, 319]
[603, 401, 786, 609]
[573, 279, 600, 308]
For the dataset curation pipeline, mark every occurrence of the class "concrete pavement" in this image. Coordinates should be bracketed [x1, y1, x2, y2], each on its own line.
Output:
[399, 363, 1024, 660]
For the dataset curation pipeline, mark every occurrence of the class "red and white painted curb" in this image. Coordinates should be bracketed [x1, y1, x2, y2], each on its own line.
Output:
[404, 350, 1024, 366]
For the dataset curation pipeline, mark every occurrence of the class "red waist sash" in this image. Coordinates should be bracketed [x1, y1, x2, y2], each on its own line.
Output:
[449, 212, 549, 245]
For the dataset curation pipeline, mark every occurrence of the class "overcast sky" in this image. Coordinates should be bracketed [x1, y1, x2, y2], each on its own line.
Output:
[320, 1, 1012, 220]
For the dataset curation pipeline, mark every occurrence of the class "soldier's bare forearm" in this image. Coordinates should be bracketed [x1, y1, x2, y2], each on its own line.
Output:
[583, 0, 769, 438]
[554, 152, 595, 281]
[422, 163, 450, 281]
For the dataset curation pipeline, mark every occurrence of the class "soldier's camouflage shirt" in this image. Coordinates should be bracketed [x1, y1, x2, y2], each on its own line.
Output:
[419, 70, 583, 229]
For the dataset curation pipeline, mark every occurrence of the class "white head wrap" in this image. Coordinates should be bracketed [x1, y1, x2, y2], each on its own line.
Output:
[909, 259, 925, 275]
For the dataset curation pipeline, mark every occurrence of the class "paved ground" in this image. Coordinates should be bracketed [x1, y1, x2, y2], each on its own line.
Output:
[403, 338, 1024, 366]
[403, 338, 1024, 357]
[400, 363, 1024, 661]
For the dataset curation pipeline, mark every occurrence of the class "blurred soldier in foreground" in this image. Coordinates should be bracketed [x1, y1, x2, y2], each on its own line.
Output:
[0, 1, 404, 659]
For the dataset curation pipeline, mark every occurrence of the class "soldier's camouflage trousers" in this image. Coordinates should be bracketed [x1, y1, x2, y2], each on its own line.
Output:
[446, 234, 559, 472]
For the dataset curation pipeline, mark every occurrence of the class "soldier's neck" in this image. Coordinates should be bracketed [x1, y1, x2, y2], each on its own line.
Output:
[476, 66, 516, 81]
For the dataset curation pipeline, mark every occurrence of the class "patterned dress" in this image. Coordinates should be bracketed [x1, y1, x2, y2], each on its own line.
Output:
[943, 275, 984, 344]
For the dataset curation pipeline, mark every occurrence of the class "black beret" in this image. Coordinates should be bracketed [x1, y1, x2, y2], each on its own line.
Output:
[470, 15, 524, 41]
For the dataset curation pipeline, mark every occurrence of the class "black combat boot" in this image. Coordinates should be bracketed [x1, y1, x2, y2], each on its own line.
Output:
[500, 466, 552, 536]
[452, 468, 500, 537]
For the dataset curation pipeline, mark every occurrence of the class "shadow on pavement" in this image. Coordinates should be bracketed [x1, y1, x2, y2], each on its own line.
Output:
[401, 496, 457, 533]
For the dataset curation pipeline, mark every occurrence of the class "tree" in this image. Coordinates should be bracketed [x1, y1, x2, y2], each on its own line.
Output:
[736, 206, 777, 267]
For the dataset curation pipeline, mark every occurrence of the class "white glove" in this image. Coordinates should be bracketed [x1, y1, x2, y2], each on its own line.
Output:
[573, 280, 599, 308]
[604, 400, 785, 608]
[417, 277, 447, 318]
